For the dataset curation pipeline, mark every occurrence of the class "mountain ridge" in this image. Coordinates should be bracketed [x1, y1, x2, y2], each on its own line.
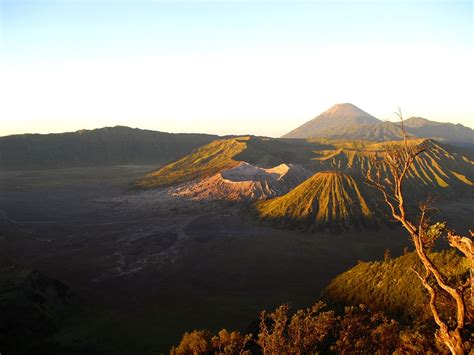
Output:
[282, 104, 474, 147]
[0, 126, 218, 170]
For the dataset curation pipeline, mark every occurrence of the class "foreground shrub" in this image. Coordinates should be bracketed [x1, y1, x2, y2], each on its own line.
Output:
[170, 301, 442, 354]
[170, 329, 251, 355]
[258, 301, 336, 354]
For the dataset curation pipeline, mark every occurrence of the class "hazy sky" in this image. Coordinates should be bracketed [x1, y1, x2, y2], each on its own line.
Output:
[1, 0, 473, 137]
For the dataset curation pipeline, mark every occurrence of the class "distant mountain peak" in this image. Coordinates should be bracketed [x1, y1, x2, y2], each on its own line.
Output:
[282, 103, 380, 139]
[283, 106, 474, 147]
[325, 103, 369, 115]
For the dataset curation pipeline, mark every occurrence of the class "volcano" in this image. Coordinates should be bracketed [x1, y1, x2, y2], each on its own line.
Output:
[255, 171, 378, 231]
[282, 103, 381, 139]
[173, 162, 311, 201]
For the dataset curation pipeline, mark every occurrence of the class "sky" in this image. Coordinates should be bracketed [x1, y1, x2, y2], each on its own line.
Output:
[0, 0, 473, 137]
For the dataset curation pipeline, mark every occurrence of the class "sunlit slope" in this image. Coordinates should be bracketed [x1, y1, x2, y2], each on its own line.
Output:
[255, 171, 377, 231]
[322, 250, 470, 321]
[137, 136, 328, 188]
[404, 140, 474, 191]
[311, 139, 474, 196]
[137, 138, 248, 188]
[136, 136, 397, 190]
[138, 137, 473, 198]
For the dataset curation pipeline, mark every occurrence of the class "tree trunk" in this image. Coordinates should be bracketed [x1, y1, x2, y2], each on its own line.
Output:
[439, 328, 464, 355]
[412, 236, 466, 355]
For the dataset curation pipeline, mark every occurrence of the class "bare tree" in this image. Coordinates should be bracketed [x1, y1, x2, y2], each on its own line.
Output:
[366, 108, 472, 354]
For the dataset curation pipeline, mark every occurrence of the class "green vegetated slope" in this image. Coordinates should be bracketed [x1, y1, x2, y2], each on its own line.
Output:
[322, 250, 470, 321]
[170, 250, 471, 354]
[0, 126, 217, 170]
[255, 171, 377, 231]
[137, 137, 249, 188]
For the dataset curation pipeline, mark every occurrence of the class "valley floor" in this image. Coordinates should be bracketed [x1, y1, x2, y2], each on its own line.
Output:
[0, 166, 472, 354]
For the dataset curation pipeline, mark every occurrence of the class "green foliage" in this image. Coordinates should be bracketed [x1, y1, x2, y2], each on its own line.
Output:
[322, 250, 470, 321]
[168, 248, 471, 354]
[423, 222, 446, 247]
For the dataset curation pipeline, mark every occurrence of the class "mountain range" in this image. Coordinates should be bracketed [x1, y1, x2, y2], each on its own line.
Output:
[138, 136, 473, 230]
[0, 126, 217, 170]
[1, 104, 472, 171]
[282, 103, 474, 148]
[1, 104, 472, 231]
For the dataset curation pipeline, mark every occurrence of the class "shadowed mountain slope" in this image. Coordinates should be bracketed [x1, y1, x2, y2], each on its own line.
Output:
[403, 117, 474, 147]
[0, 126, 217, 170]
[325, 121, 405, 141]
[255, 171, 378, 231]
[283, 103, 381, 139]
